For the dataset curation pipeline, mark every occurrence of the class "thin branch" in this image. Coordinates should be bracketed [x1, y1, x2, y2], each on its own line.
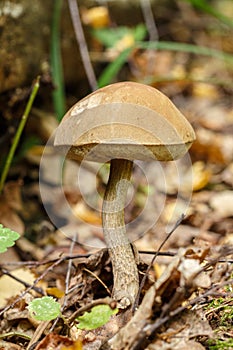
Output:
[0, 77, 40, 193]
[0, 252, 92, 267]
[1, 268, 45, 296]
[67, 296, 113, 324]
[139, 0, 159, 76]
[139, 250, 175, 256]
[132, 214, 185, 313]
[140, 0, 158, 41]
[2, 246, 233, 268]
[67, 0, 98, 91]
[26, 321, 50, 350]
[64, 236, 76, 307]
[0, 256, 65, 317]
[51, 0, 66, 121]
[83, 267, 111, 296]
[49, 234, 77, 332]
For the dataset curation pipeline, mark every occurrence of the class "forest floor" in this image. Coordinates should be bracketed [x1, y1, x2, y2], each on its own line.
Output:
[0, 1, 233, 349]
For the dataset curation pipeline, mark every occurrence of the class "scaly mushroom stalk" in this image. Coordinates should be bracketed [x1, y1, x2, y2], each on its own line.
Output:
[102, 158, 139, 308]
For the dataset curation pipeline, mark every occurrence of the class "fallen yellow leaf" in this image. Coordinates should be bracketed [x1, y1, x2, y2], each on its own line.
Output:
[191, 161, 211, 191]
[46, 287, 64, 298]
[61, 339, 83, 350]
[72, 202, 101, 225]
[82, 6, 110, 28]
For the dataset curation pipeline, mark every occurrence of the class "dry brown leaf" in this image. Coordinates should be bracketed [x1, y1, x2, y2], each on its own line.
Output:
[209, 191, 233, 218]
[222, 162, 233, 187]
[220, 233, 233, 245]
[152, 247, 210, 314]
[191, 127, 233, 164]
[147, 310, 211, 349]
[0, 246, 20, 265]
[178, 257, 211, 288]
[34, 333, 82, 350]
[156, 160, 211, 196]
[0, 340, 23, 349]
[0, 268, 35, 308]
[105, 247, 211, 350]
[148, 339, 205, 349]
[72, 202, 101, 225]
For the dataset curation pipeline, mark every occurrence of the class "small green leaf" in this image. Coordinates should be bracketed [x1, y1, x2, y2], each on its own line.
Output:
[76, 304, 118, 330]
[92, 26, 129, 48]
[133, 23, 147, 41]
[28, 296, 61, 321]
[0, 224, 20, 253]
[92, 24, 147, 48]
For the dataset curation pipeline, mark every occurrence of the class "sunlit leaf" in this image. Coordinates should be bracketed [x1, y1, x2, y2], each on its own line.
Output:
[93, 24, 147, 48]
[76, 304, 118, 330]
[82, 6, 110, 28]
[28, 296, 61, 321]
[0, 224, 20, 253]
[192, 161, 211, 191]
[46, 287, 65, 298]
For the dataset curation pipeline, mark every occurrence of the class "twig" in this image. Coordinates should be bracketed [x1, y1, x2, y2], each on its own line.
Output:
[51, 0, 66, 121]
[140, 0, 159, 76]
[0, 253, 92, 267]
[0, 77, 40, 193]
[132, 214, 185, 313]
[140, 0, 158, 41]
[0, 331, 31, 341]
[83, 267, 111, 296]
[2, 246, 233, 268]
[26, 321, 50, 350]
[49, 234, 77, 332]
[67, 296, 113, 324]
[139, 250, 175, 256]
[67, 0, 98, 91]
[1, 268, 45, 296]
[0, 256, 64, 317]
[0, 251, 172, 268]
[64, 235, 76, 308]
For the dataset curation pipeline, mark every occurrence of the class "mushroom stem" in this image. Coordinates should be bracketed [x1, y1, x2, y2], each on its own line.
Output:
[102, 158, 139, 308]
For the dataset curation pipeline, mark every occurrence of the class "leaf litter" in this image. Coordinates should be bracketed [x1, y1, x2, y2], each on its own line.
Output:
[0, 1, 233, 349]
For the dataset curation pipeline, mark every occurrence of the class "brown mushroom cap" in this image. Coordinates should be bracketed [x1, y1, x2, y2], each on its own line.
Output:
[54, 81, 195, 162]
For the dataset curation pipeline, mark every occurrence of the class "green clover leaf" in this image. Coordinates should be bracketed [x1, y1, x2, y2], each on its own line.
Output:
[28, 296, 61, 321]
[0, 224, 20, 253]
[76, 304, 118, 330]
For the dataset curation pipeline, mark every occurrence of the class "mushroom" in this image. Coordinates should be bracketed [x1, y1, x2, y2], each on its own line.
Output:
[54, 81, 195, 308]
